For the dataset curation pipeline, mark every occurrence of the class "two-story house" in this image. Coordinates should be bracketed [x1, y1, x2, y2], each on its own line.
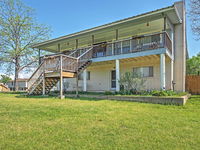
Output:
[28, 1, 187, 98]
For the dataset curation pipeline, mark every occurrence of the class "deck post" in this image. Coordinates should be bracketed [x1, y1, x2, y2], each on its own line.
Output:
[116, 59, 120, 92]
[42, 58, 45, 95]
[38, 49, 41, 65]
[160, 54, 166, 90]
[76, 59, 79, 97]
[76, 75, 79, 97]
[60, 55, 64, 99]
[83, 69, 87, 92]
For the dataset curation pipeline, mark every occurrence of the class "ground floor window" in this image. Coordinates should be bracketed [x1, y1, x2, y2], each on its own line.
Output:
[133, 66, 153, 77]
[78, 71, 90, 80]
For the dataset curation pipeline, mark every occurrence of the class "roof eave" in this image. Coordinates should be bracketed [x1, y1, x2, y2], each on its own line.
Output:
[31, 5, 175, 49]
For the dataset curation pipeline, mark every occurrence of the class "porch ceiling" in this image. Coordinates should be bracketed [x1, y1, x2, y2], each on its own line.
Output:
[89, 54, 171, 68]
[31, 4, 181, 53]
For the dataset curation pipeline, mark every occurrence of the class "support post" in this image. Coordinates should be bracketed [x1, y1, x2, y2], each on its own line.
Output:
[160, 54, 166, 90]
[76, 75, 79, 97]
[58, 43, 61, 52]
[171, 59, 174, 90]
[60, 55, 64, 99]
[42, 58, 45, 95]
[121, 41, 123, 54]
[116, 59, 120, 92]
[92, 35, 94, 44]
[83, 69, 87, 92]
[112, 43, 114, 55]
[76, 58, 79, 97]
[76, 39, 78, 49]
[116, 29, 118, 40]
[38, 49, 41, 65]
[163, 16, 167, 47]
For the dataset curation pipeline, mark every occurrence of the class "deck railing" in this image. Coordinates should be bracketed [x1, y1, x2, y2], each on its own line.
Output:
[28, 32, 172, 91]
[92, 32, 172, 58]
[28, 47, 93, 91]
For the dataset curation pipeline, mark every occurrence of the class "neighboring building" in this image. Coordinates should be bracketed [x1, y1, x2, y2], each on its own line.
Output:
[28, 1, 188, 95]
[7, 79, 28, 91]
[0, 83, 10, 92]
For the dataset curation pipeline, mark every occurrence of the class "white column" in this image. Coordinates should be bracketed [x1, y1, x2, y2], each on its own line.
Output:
[171, 59, 174, 90]
[83, 69, 87, 92]
[116, 59, 120, 92]
[160, 54, 166, 90]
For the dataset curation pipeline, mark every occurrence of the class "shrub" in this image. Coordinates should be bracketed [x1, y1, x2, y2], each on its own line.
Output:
[104, 91, 113, 95]
[119, 72, 146, 94]
[150, 90, 187, 97]
[151, 90, 168, 96]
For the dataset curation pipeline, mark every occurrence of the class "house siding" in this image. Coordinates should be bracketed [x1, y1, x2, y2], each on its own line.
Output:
[61, 57, 172, 92]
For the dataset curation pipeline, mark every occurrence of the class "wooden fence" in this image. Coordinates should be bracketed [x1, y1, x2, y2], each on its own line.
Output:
[186, 75, 200, 94]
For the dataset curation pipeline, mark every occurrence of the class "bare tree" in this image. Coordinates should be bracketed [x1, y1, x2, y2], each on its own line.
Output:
[0, 0, 51, 91]
[189, 0, 200, 40]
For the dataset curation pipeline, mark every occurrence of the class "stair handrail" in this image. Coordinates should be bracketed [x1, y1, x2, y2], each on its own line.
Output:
[27, 60, 45, 91]
[77, 47, 93, 60]
[76, 46, 93, 72]
[28, 47, 93, 92]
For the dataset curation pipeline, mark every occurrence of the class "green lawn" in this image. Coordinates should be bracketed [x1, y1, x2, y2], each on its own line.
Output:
[0, 93, 200, 150]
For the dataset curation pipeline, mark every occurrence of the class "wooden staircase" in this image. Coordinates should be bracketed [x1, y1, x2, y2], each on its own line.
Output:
[27, 47, 93, 95]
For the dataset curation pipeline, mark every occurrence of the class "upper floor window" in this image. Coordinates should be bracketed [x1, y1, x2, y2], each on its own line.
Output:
[133, 66, 153, 77]
[114, 42, 121, 55]
[106, 44, 112, 56]
[122, 40, 130, 53]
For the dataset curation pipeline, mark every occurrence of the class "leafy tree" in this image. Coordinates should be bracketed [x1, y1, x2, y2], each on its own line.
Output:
[0, 75, 12, 84]
[186, 52, 200, 75]
[119, 72, 146, 94]
[0, 0, 51, 91]
[189, 0, 200, 40]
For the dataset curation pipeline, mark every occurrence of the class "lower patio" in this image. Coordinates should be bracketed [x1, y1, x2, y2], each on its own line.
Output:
[58, 54, 173, 92]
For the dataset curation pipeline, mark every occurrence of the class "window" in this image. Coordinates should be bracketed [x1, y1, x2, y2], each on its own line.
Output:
[106, 44, 112, 56]
[122, 40, 130, 53]
[114, 42, 121, 55]
[111, 70, 116, 88]
[96, 51, 104, 57]
[133, 66, 153, 77]
[78, 71, 90, 80]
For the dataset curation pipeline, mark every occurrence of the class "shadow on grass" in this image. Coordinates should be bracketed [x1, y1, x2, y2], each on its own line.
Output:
[66, 96, 104, 101]
[15, 94, 103, 101]
[15, 94, 57, 99]
[1, 91, 26, 94]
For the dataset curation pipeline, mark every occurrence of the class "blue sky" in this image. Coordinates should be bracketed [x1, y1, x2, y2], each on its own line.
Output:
[0, 0, 199, 78]
[21, 0, 199, 57]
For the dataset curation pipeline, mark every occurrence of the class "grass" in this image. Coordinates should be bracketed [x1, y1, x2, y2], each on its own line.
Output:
[0, 93, 200, 150]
